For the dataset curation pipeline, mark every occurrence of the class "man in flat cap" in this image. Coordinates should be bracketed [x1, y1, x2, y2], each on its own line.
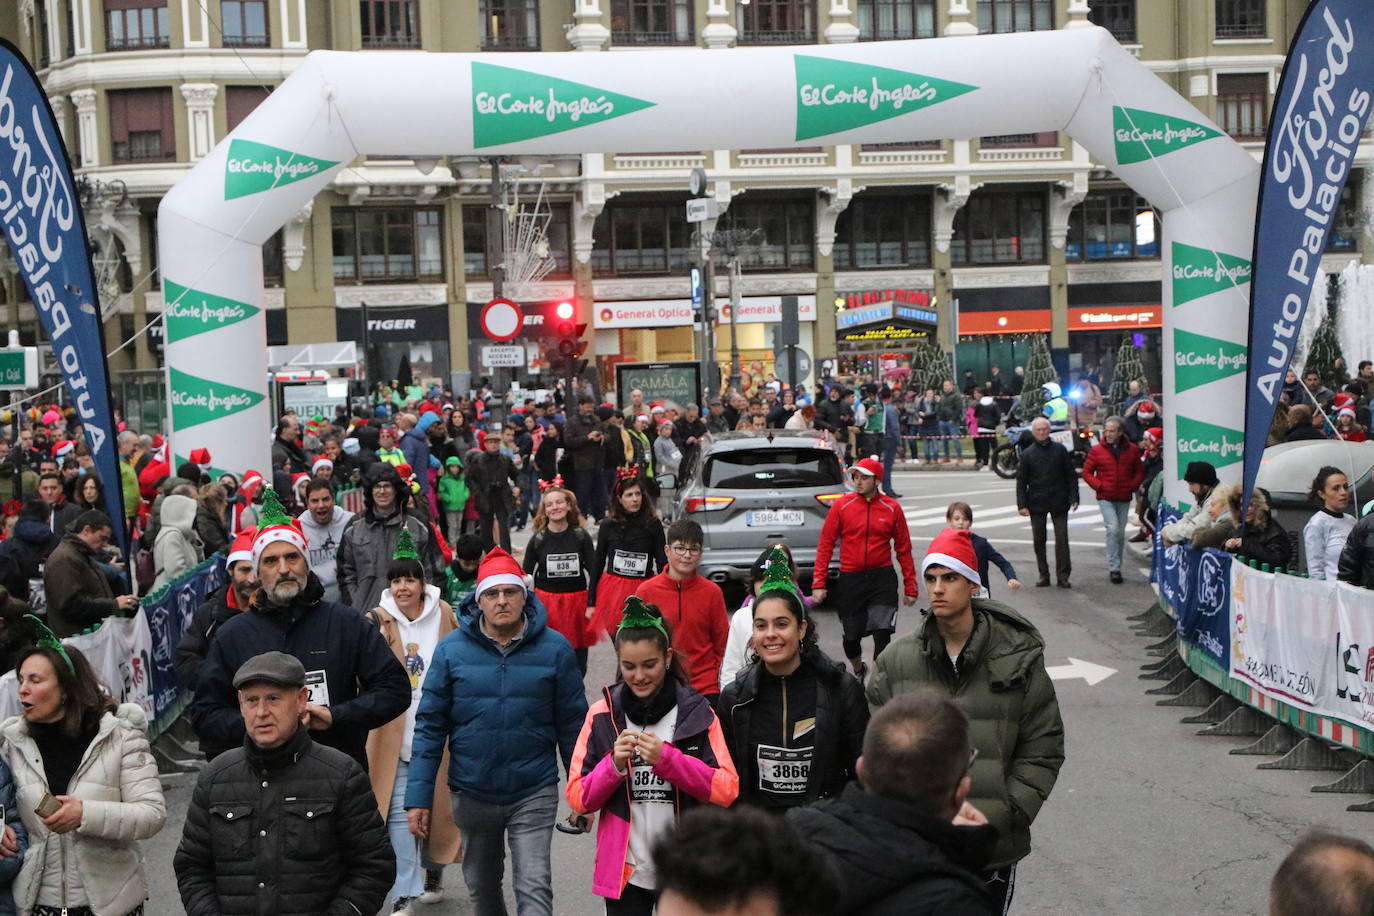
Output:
[175, 651, 395, 916]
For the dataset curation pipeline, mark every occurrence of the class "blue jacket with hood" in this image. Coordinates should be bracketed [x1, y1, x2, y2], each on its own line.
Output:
[404, 588, 588, 808]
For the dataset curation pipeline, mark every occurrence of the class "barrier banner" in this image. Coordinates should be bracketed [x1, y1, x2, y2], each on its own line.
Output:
[1176, 549, 1231, 669]
[0, 41, 126, 548]
[1242, 0, 1374, 506]
[142, 554, 227, 734]
[1227, 562, 1374, 731]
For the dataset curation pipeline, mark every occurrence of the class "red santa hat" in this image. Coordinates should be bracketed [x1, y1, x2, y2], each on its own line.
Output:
[189, 447, 212, 470]
[852, 455, 884, 480]
[312, 455, 334, 473]
[476, 547, 525, 598]
[1334, 392, 1356, 410]
[151, 434, 165, 450]
[251, 488, 308, 570]
[226, 527, 257, 569]
[1144, 427, 1164, 444]
[922, 528, 980, 585]
[51, 440, 75, 459]
[1136, 400, 1157, 419]
[1339, 406, 1357, 420]
[291, 472, 310, 494]
[240, 469, 264, 498]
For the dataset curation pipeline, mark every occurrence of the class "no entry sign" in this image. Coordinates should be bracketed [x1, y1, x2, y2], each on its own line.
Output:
[480, 298, 524, 342]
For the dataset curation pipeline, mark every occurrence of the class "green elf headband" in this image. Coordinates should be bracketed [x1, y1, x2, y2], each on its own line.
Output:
[755, 546, 805, 618]
[617, 595, 670, 644]
[25, 615, 74, 675]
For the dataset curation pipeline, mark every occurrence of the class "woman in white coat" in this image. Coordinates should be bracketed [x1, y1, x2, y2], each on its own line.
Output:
[152, 493, 204, 591]
[2, 632, 166, 916]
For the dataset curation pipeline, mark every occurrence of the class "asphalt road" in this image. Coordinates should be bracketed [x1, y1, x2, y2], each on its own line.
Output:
[141, 468, 1366, 914]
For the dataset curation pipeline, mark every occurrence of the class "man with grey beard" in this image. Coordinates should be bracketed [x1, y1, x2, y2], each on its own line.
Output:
[190, 487, 409, 768]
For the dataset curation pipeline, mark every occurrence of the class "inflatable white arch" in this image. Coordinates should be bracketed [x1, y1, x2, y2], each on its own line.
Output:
[158, 27, 1259, 507]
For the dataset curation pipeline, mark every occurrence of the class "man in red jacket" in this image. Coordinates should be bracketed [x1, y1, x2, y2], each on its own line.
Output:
[1080, 415, 1144, 585]
[635, 518, 729, 704]
[812, 456, 917, 679]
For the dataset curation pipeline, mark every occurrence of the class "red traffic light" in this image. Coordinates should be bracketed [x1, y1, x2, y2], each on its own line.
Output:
[555, 301, 575, 320]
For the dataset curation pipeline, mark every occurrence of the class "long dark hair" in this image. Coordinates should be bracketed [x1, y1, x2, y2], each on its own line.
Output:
[747, 589, 820, 666]
[608, 474, 657, 525]
[1308, 465, 1347, 504]
[16, 644, 115, 737]
[72, 473, 105, 510]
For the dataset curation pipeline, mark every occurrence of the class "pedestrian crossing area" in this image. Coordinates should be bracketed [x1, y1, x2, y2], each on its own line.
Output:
[898, 500, 1108, 534]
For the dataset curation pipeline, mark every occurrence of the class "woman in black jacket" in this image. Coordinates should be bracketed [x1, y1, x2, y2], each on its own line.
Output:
[1223, 487, 1293, 570]
[719, 548, 869, 814]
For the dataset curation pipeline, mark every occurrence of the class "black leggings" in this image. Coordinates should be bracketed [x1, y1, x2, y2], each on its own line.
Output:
[605, 883, 657, 915]
[574, 647, 588, 676]
[843, 628, 892, 663]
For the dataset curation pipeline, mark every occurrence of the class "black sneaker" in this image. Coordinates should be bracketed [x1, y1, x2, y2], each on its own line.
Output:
[391, 897, 415, 915]
[420, 870, 443, 904]
[1110, 571, 1124, 584]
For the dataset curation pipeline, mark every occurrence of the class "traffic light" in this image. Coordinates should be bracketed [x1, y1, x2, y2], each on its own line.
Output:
[551, 302, 587, 377]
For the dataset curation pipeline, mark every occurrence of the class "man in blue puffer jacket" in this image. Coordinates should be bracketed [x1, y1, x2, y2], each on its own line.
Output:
[405, 546, 587, 916]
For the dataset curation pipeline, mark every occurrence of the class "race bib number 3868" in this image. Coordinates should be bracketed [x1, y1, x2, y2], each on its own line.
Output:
[756, 744, 812, 795]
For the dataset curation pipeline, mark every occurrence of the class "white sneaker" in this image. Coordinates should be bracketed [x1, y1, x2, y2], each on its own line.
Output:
[420, 869, 444, 904]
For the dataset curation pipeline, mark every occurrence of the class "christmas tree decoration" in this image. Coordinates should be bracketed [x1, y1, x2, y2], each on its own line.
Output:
[617, 595, 669, 640]
[913, 339, 953, 394]
[1019, 334, 1057, 421]
[1108, 335, 1147, 415]
[1304, 305, 1346, 391]
[756, 545, 802, 603]
[392, 527, 419, 561]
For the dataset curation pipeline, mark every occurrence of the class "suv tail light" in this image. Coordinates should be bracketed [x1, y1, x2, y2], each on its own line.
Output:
[685, 496, 734, 513]
[815, 493, 844, 505]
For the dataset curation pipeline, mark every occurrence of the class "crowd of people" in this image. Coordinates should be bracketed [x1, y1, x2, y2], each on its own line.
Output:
[0, 352, 1366, 914]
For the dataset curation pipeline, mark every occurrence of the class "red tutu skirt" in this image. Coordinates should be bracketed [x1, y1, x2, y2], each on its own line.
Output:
[589, 573, 646, 642]
[536, 588, 594, 649]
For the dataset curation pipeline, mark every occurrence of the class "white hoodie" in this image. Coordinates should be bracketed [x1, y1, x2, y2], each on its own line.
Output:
[377, 582, 445, 759]
[297, 505, 354, 603]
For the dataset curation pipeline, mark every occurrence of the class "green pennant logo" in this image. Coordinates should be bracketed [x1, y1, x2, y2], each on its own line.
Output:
[1171, 242, 1251, 307]
[163, 280, 259, 344]
[1174, 415, 1246, 478]
[169, 368, 266, 430]
[1112, 107, 1223, 165]
[471, 62, 655, 148]
[224, 139, 340, 200]
[794, 56, 977, 141]
[1173, 329, 1248, 393]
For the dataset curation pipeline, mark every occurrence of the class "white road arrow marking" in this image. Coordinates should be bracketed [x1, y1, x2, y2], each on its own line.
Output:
[1046, 657, 1117, 685]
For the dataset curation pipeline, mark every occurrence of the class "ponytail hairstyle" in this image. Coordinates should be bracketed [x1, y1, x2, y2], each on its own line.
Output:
[747, 546, 820, 664]
[1307, 466, 1346, 504]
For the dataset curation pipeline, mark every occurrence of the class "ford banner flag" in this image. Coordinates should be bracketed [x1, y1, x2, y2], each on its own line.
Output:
[0, 41, 126, 547]
[1243, 1, 1374, 505]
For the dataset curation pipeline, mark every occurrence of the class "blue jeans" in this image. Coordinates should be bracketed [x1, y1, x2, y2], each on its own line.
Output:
[387, 760, 442, 901]
[880, 438, 899, 493]
[514, 466, 538, 527]
[920, 428, 940, 462]
[1099, 499, 1130, 573]
[938, 421, 963, 458]
[453, 784, 558, 916]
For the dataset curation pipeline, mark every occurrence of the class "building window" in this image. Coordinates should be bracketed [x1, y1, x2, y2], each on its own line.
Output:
[222, 0, 269, 47]
[108, 88, 175, 163]
[105, 1, 171, 51]
[980, 132, 1057, 148]
[262, 230, 285, 287]
[331, 208, 444, 282]
[361, 0, 420, 48]
[857, 0, 936, 40]
[481, 0, 539, 50]
[951, 189, 1046, 265]
[34, 2, 50, 67]
[463, 207, 489, 277]
[977, 0, 1053, 33]
[611, 0, 694, 45]
[1067, 190, 1158, 261]
[1215, 0, 1265, 38]
[1328, 179, 1361, 251]
[1087, 0, 1135, 43]
[834, 195, 933, 270]
[736, 0, 815, 45]
[591, 203, 694, 276]
[225, 86, 272, 132]
[1216, 73, 1268, 139]
[723, 198, 816, 271]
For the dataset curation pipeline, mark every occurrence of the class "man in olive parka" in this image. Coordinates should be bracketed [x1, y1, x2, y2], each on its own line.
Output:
[867, 527, 1064, 914]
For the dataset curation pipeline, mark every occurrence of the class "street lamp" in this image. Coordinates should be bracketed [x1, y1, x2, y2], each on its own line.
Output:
[711, 226, 764, 394]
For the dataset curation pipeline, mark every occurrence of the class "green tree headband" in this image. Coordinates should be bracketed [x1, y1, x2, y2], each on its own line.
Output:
[393, 527, 419, 561]
[756, 546, 803, 607]
[617, 595, 670, 643]
[25, 615, 74, 674]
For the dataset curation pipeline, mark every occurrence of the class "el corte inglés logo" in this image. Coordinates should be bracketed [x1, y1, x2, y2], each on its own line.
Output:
[1173, 328, 1248, 393]
[1171, 241, 1252, 307]
[1174, 415, 1245, 477]
[224, 139, 339, 200]
[471, 62, 655, 147]
[1113, 107, 1222, 165]
[169, 367, 266, 430]
[794, 56, 977, 141]
[163, 280, 259, 343]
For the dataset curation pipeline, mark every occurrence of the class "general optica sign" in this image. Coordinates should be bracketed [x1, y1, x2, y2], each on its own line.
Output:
[1242, 0, 1374, 507]
[159, 30, 1258, 504]
[0, 40, 126, 546]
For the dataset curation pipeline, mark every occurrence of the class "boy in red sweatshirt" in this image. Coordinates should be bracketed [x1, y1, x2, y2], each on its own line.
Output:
[635, 518, 729, 704]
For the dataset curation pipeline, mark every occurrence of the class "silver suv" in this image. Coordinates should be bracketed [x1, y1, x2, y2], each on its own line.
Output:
[666, 430, 849, 591]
